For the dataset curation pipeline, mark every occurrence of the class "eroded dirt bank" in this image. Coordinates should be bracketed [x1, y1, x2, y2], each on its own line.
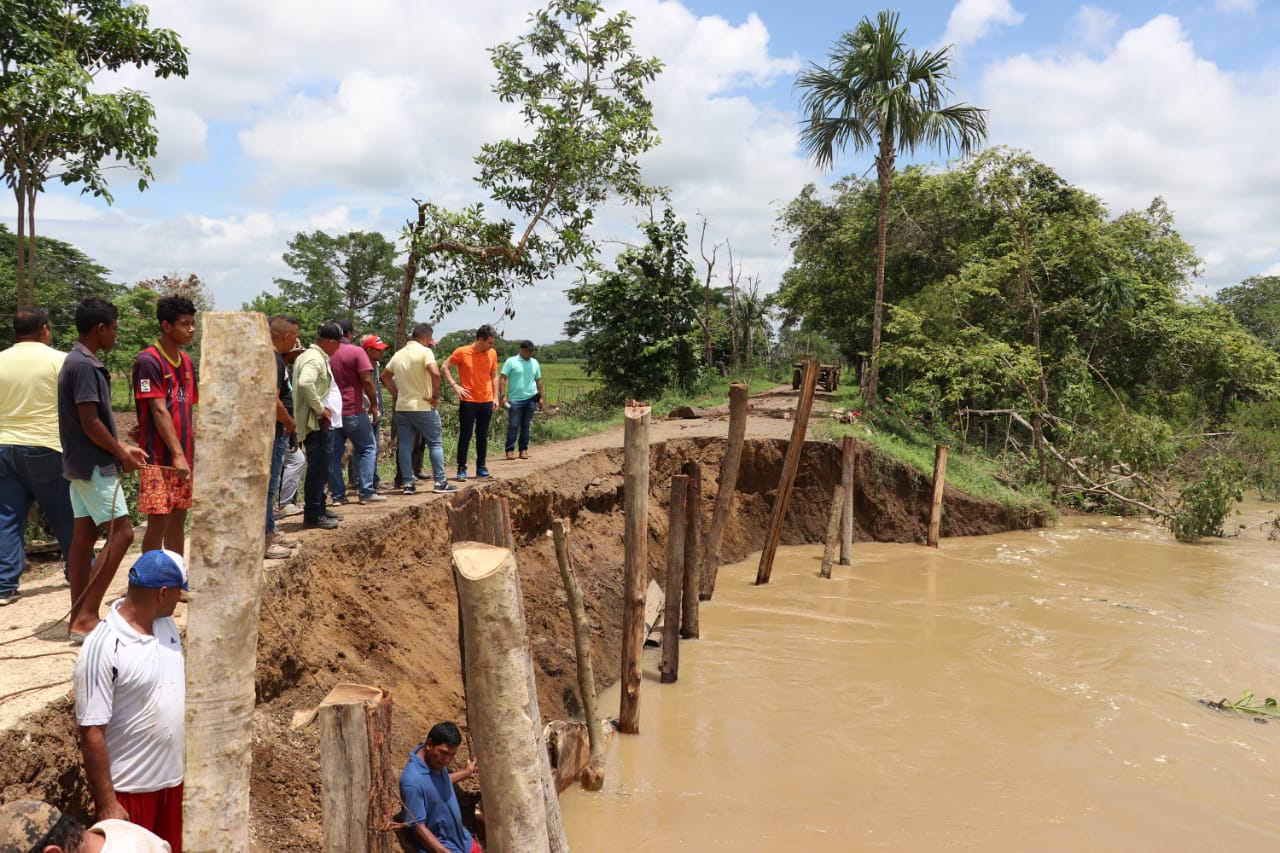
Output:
[0, 434, 1044, 851]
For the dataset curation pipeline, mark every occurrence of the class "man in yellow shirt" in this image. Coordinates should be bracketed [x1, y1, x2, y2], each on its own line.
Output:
[0, 308, 74, 606]
[381, 324, 456, 496]
[443, 325, 499, 481]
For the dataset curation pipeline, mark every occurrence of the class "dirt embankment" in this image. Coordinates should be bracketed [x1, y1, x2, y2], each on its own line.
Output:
[0, 426, 1045, 851]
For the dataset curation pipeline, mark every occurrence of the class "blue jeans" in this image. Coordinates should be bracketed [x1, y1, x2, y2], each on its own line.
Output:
[303, 429, 331, 522]
[329, 413, 377, 499]
[265, 433, 288, 535]
[457, 401, 493, 470]
[0, 444, 75, 596]
[505, 398, 537, 453]
[396, 410, 445, 485]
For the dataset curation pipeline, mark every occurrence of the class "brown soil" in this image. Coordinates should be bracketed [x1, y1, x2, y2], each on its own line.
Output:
[0, 388, 1045, 849]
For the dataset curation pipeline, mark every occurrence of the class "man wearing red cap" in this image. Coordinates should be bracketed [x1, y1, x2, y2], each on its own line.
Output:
[359, 334, 390, 492]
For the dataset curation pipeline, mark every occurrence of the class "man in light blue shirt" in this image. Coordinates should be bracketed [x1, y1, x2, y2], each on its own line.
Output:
[499, 340, 543, 461]
[398, 721, 479, 853]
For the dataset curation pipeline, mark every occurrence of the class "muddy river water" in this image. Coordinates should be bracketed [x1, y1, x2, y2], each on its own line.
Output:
[560, 507, 1279, 850]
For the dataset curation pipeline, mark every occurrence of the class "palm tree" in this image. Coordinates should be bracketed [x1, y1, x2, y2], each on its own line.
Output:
[796, 10, 987, 406]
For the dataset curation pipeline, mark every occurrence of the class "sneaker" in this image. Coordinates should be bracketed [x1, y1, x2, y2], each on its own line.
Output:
[303, 516, 340, 530]
[275, 502, 302, 518]
[331, 495, 350, 506]
[264, 543, 294, 560]
[324, 509, 344, 521]
[433, 481, 459, 494]
[360, 493, 388, 503]
[403, 485, 417, 495]
[506, 451, 516, 461]
[0, 590, 20, 606]
[456, 468, 467, 482]
[476, 467, 491, 478]
[272, 530, 299, 548]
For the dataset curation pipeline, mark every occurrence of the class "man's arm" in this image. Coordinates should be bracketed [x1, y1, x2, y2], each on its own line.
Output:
[359, 369, 379, 423]
[427, 362, 442, 408]
[535, 376, 545, 410]
[449, 757, 477, 785]
[145, 397, 189, 478]
[498, 372, 508, 403]
[80, 725, 128, 821]
[77, 403, 147, 473]
[275, 398, 296, 435]
[379, 367, 397, 397]
[443, 359, 469, 400]
[489, 358, 500, 412]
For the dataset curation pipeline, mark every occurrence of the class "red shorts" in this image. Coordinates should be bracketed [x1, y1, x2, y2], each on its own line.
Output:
[116, 782, 183, 853]
[138, 464, 193, 515]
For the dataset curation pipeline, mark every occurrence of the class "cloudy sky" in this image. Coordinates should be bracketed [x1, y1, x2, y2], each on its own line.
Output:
[5, 0, 1278, 339]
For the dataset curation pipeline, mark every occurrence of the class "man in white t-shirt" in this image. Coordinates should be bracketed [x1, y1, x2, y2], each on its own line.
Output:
[73, 549, 187, 852]
[0, 798, 170, 852]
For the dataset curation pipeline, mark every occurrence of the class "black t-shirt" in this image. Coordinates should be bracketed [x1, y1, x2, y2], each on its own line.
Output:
[276, 352, 294, 437]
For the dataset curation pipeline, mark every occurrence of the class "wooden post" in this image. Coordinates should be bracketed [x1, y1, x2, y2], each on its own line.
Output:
[660, 474, 688, 684]
[679, 460, 701, 639]
[756, 357, 819, 585]
[453, 543, 556, 853]
[839, 436, 855, 565]
[701, 383, 748, 600]
[819, 485, 844, 579]
[318, 684, 396, 853]
[551, 519, 605, 791]
[619, 402, 650, 735]
[183, 313, 276, 853]
[927, 444, 949, 548]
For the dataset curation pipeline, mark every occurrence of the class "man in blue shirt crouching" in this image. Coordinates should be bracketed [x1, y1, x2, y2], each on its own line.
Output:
[398, 721, 480, 853]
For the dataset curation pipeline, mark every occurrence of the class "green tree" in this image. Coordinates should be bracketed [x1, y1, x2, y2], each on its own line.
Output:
[395, 0, 662, 345]
[0, 0, 188, 308]
[0, 222, 118, 347]
[1216, 275, 1280, 353]
[265, 230, 407, 332]
[565, 207, 701, 400]
[795, 9, 987, 406]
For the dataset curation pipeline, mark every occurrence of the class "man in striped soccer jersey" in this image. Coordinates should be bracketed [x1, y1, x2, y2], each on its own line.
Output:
[132, 296, 198, 556]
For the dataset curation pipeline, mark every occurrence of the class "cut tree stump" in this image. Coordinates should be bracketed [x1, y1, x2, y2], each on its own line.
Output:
[318, 684, 397, 853]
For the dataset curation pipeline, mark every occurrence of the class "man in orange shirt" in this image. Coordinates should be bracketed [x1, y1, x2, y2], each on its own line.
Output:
[443, 325, 499, 481]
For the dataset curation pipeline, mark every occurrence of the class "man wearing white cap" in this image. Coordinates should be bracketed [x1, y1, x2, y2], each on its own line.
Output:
[73, 549, 188, 852]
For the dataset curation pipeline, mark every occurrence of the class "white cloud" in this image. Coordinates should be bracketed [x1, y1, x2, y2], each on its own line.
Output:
[981, 14, 1280, 290]
[1214, 0, 1258, 13]
[941, 0, 1025, 50]
[1070, 6, 1120, 52]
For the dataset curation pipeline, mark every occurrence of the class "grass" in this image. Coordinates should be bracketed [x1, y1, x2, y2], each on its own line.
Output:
[818, 383, 1054, 515]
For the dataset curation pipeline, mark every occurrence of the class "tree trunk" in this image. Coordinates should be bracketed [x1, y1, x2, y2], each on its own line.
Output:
[550, 520, 605, 791]
[395, 201, 428, 349]
[318, 684, 396, 853]
[183, 313, 276, 853]
[927, 445, 949, 548]
[453, 543, 556, 853]
[756, 358, 818, 585]
[660, 475, 687, 684]
[839, 436, 855, 565]
[819, 484, 844, 579]
[679, 460, 701, 639]
[619, 402, 650, 734]
[701, 383, 748, 599]
[866, 141, 896, 408]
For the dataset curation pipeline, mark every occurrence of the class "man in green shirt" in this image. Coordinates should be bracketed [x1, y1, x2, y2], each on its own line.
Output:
[293, 323, 343, 529]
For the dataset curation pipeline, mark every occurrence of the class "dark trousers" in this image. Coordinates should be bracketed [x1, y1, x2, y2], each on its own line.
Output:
[302, 429, 331, 522]
[0, 444, 74, 595]
[505, 398, 537, 453]
[456, 401, 493, 471]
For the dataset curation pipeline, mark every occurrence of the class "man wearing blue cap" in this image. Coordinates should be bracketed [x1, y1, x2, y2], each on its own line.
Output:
[73, 549, 188, 852]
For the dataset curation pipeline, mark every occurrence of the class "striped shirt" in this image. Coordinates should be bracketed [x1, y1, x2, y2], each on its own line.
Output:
[133, 344, 198, 467]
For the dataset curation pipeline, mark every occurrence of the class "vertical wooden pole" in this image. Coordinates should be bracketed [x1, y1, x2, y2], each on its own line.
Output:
[660, 475, 688, 684]
[318, 684, 396, 853]
[453, 544, 554, 853]
[701, 383, 748, 600]
[756, 357, 819, 585]
[679, 460, 701, 639]
[183, 313, 275, 853]
[551, 519, 605, 791]
[819, 485, 844, 579]
[927, 444, 949, 548]
[619, 402, 650, 734]
[839, 436, 855, 565]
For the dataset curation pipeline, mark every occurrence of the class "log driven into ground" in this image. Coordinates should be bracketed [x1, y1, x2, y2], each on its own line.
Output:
[661, 474, 688, 684]
[702, 383, 748, 599]
[551, 519, 605, 790]
[679, 460, 701, 639]
[184, 312, 276, 853]
[839, 436, 854, 565]
[927, 445, 949, 548]
[318, 684, 396, 853]
[620, 402, 650, 734]
[453, 543, 558, 853]
[820, 484, 844, 579]
[756, 358, 819, 585]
